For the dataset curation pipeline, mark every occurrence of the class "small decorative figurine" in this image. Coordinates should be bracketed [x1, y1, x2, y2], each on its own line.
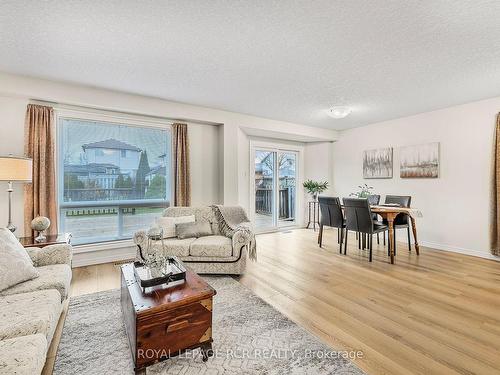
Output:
[31, 216, 51, 242]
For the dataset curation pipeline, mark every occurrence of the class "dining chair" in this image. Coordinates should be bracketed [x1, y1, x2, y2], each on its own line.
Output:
[383, 195, 412, 253]
[355, 195, 381, 247]
[342, 198, 388, 262]
[367, 194, 383, 245]
[318, 196, 345, 253]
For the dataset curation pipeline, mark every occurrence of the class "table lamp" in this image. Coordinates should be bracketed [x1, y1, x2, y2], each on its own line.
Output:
[0, 155, 33, 232]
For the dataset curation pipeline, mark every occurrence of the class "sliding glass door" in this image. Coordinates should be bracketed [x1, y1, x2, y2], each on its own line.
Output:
[254, 149, 297, 231]
[277, 152, 296, 227]
[254, 150, 275, 230]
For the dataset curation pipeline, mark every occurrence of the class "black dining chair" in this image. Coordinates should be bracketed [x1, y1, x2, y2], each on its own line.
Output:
[318, 196, 345, 253]
[342, 198, 388, 262]
[367, 194, 384, 245]
[355, 195, 381, 247]
[383, 195, 412, 253]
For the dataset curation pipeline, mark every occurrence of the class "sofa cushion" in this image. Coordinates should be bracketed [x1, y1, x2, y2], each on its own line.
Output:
[0, 228, 39, 292]
[190, 235, 233, 257]
[145, 237, 196, 258]
[0, 289, 62, 343]
[0, 334, 47, 375]
[156, 215, 195, 238]
[0, 264, 71, 301]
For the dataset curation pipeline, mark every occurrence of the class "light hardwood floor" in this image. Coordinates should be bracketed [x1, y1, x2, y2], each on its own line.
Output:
[46, 228, 500, 375]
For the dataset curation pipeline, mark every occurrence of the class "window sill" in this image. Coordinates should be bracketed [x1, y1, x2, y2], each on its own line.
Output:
[73, 238, 135, 254]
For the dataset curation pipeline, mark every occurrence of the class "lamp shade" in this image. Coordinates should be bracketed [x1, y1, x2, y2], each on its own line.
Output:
[0, 156, 32, 182]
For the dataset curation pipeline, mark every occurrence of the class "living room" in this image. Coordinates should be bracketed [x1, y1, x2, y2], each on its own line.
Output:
[1, 2, 499, 375]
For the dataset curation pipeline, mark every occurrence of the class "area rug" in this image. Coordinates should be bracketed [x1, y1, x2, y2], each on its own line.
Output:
[54, 276, 364, 374]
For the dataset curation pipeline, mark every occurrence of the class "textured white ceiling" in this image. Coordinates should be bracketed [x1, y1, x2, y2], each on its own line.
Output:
[1, 1, 500, 130]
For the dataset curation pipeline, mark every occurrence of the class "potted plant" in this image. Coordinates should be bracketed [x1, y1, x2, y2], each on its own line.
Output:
[303, 180, 329, 201]
[349, 183, 374, 198]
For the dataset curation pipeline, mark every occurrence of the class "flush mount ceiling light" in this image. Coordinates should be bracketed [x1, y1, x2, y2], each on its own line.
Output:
[326, 106, 352, 119]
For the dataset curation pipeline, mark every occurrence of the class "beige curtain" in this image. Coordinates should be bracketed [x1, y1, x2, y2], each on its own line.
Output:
[172, 123, 191, 206]
[24, 104, 58, 236]
[491, 113, 500, 256]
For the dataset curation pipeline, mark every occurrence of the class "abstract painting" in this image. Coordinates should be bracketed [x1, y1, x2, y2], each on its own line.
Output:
[363, 147, 393, 179]
[400, 142, 439, 178]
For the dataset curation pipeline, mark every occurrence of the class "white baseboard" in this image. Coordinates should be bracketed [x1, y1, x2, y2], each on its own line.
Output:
[418, 240, 500, 261]
[381, 231, 499, 261]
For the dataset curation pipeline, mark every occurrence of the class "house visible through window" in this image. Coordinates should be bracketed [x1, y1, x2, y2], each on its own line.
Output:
[58, 116, 171, 245]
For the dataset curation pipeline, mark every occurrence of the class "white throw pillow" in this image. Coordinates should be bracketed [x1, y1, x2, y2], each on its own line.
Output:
[0, 228, 39, 292]
[156, 215, 195, 238]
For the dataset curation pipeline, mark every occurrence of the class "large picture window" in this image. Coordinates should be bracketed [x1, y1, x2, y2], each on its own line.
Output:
[58, 115, 171, 245]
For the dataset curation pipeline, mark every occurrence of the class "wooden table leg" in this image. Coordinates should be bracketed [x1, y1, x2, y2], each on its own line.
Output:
[387, 215, 395, 264]
[410, 216, 420, 255]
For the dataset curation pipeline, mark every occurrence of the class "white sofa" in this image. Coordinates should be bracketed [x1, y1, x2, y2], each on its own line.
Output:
[133, 206, 252, 275]
[0, 243, 72, 375]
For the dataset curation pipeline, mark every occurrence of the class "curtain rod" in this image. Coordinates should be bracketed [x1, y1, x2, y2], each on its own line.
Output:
[29, 99, 222, 126]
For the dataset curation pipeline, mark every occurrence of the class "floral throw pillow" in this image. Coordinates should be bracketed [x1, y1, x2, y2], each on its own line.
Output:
[0, 228, 39, 292]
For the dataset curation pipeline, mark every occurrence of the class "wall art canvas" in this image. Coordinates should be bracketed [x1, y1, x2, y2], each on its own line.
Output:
[363, 147, 393, 179]
[400, 142, 439, 178]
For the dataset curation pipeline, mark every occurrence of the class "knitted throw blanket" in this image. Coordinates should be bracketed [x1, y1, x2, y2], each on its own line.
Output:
[211, 205, 257, 260]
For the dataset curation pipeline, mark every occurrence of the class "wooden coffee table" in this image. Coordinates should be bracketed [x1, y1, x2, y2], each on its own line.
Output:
[120, 262, 216, 374]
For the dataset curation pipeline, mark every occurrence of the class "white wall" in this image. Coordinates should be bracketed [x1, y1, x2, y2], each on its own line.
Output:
[189, 122, 221, 206]
[303, 142, 334, 225]
[304, 142, 334, 195]
[333, 96, 500, 259]
[237, 129, 250, 213]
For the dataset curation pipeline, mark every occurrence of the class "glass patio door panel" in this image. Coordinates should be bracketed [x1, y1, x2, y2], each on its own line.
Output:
[278, 152, 296, 227]
[254, 150, 275, 230]
[254, 149, 297, 231]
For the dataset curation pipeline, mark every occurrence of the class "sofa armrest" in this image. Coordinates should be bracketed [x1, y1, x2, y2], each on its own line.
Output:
[232, 228, 252, 250]
[25, 244, 73, 267]
[231, 222, 257, 260]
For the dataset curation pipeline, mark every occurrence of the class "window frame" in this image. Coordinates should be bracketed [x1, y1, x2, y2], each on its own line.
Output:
[55, 107, 173, 245]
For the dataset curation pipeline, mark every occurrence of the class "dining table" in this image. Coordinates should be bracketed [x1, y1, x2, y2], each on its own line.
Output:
[370, 205, 422, 264]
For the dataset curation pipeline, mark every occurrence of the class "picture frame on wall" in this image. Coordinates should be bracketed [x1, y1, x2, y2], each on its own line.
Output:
[363, 147, 393, 179]
[400, 142, 440, 178]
